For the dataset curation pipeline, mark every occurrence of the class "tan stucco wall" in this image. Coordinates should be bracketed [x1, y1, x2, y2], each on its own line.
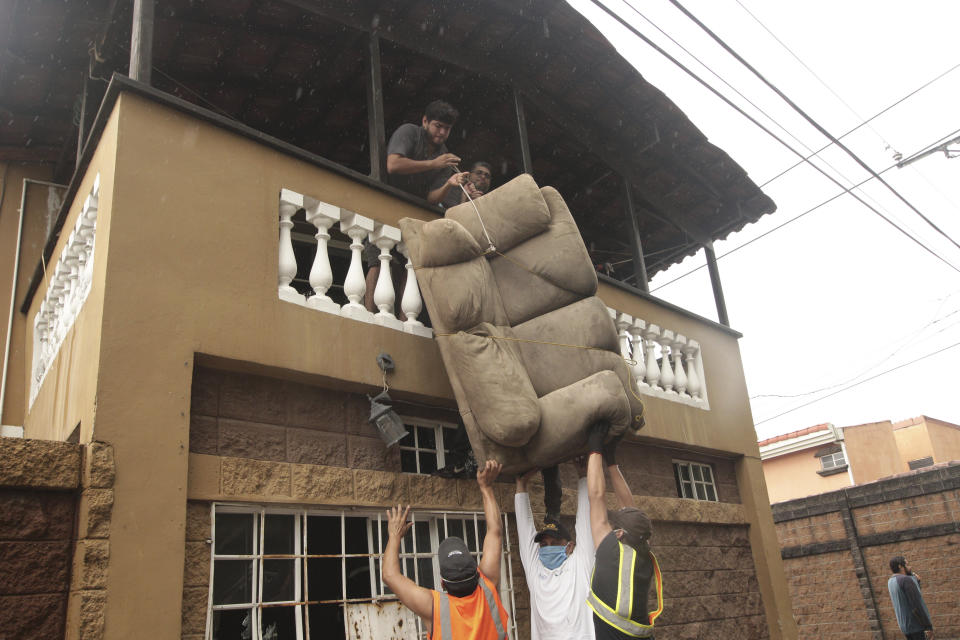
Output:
[925, 418, 960, 463]
[21, 111, 118, 444]
[893, 423, 933, 469]
[844, 421, 902, 483]
[762, 448, 852, 504]
[0, 163, 60, 426]
[23, 92, 796, 639]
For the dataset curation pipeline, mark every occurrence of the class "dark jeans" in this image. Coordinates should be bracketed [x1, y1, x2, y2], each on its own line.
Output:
[905, 631, 927, 640]
[542, 465, 562, 521]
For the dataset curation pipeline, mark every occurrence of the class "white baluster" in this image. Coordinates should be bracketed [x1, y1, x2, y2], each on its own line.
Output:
[369, 224, 404, 331]
[304, 199, 341, 314]
[673, 334, 689, 397]
[278, 190, 303, 304]
[339, 211, 375, 323]
[398, 243, 433, 338]
[658, 329, 676, 394]
[614, 312, 633, 362]
[642, 324, 661, 389]
[630, 319, 647, 388]
[684, 340, 702, 400]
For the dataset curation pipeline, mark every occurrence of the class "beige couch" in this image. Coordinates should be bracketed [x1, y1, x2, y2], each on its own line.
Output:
[399, 174, 644, 474]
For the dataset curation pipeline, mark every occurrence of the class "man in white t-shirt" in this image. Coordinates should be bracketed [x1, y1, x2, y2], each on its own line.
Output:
[514, 462, 596, 640]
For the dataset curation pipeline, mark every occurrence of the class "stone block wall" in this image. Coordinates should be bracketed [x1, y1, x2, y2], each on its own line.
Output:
[184, 366, 763, 639]
[773, 462, 960, 640]
[0, 439, 80, 640]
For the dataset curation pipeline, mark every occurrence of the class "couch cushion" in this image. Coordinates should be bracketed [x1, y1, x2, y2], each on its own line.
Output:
[446, 173, 551, 253]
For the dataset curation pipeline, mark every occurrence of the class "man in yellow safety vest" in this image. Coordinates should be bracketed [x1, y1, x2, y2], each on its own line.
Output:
[585, 423, 663, 639]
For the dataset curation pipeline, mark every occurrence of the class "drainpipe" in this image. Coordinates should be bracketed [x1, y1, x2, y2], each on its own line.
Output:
[1, 178, 67, 425]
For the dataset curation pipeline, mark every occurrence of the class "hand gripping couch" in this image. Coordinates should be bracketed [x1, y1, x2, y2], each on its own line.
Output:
[399, 174, 644, 474]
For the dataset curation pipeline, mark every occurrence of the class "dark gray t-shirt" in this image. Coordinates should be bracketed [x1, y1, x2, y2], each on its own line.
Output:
[386, 123, 451, 200]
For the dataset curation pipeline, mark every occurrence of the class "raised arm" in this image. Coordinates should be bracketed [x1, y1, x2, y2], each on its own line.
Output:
[477, 460, 504, 587]
[387, 152, 460, 175]
[572, 458, 594, 552]
[603, 434, 634, 509]
[381, 505, 434, 629]
[427, 171, 469, 205]
[587, 423, 613, 551]
[514, 469, 539, 570]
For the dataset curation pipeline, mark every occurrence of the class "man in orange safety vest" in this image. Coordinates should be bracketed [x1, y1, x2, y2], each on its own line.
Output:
[383, 459, 509, 640]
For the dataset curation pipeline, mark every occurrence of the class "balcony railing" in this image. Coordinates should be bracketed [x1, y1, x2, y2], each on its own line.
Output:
[30, 175, 101, 407]
[277, 187, 709, 411]
[277, 188, 433, 339]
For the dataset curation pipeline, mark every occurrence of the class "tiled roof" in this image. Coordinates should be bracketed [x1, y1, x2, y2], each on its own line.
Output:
[757, 423, 832, 447]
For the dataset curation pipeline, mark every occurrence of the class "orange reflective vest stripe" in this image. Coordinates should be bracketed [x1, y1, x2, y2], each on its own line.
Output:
[430, 571, 508, 640]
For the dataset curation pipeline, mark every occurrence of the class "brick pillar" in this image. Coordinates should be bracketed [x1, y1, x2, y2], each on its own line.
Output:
[839, 492, 885, 640]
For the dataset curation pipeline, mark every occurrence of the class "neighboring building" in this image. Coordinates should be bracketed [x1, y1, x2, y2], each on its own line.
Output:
[1, 2, 798, 639]
[760, 416, 960, 503]
[771, 461, 960, 640]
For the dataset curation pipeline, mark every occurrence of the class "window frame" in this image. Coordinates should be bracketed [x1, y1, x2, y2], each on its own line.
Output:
[672, 460, 719, 502]
[397, 416, 459, 475]
[205, 503, 517, 640]
[819, 450, 846, 471]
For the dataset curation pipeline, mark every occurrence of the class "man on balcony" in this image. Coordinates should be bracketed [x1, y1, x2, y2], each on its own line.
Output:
[382, 460, 510, 639]
[433, 160, 493, 209]
[387, 100, 473, 206]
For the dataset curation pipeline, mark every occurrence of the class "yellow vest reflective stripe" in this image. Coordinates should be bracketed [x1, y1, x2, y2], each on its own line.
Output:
[587, 547, 663, 638]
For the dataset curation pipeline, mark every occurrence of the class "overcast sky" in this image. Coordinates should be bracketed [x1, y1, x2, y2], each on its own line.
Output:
[568, 0, 960, 440]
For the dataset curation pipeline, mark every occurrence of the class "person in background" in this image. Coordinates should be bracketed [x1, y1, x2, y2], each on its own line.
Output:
[888, 556, 934, 640]
[382, 460, 509, 640]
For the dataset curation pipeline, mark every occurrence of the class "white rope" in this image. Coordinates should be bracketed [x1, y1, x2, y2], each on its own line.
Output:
[453, 165, 496, 254]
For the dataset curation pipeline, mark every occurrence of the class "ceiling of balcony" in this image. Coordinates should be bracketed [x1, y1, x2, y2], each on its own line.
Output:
[0, 0, 776, 280]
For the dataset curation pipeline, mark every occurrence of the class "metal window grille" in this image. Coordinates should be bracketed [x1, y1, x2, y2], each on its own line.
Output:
[398, 418, 458, 475]
[673, 461, 719, 501]
[206, 504, 518, 640]
[819, 451, 846, 470]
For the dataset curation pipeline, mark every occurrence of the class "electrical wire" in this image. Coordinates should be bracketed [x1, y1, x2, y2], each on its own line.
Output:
[760, 61, 960, 189]
[665, 0, 960, 255]
[648, 129, 960, 294]
[730, 0, 895, 151]
[587, 0, 960, 276]
[753, 339, 960, 426]
[750, 307, 960, 400]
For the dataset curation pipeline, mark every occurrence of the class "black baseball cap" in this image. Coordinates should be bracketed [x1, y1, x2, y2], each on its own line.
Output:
[533, 519, 572, 543]
[438, 537, 478, 583]
[609, 507, 652, 542]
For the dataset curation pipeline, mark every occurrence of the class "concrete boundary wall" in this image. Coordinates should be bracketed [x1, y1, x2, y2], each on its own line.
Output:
[772, 462, 960, 640]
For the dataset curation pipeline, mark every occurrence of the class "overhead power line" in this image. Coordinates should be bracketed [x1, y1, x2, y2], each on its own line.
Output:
[760, 61, 960, 188]
[730, 0, 895, 151]
[753, 339, 960, 426]
[665, 0, 960, 255]
[587, 0, 960, 275]
[648, 127, 960, 293]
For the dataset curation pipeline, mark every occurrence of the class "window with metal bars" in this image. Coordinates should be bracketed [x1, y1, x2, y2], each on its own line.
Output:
[673, 460, 719, 501]
[819, 450, 846, 471]
[398, 419, 458, 475]
[206, 504, 518, 640]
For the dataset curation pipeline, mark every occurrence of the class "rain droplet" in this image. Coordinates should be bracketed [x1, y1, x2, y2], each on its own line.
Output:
[295, 86, 303, 100]
[372, 13, 380, 28]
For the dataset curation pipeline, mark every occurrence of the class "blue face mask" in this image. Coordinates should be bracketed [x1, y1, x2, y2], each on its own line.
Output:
[538, 545, 568, 570]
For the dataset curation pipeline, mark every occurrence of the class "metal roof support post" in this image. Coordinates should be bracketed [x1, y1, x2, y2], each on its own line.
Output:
[129, 0, 153, 84]
[76, 72, 89, 167]
[622, 178, 649, 292]
[513, 88, 533, 175]
[366, 32, 387, 182]
[703, 241, 729, 326]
